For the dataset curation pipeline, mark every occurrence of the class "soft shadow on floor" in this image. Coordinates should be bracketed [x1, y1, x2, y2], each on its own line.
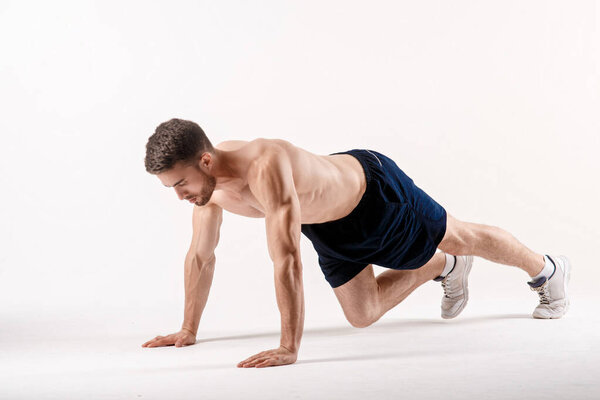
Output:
[195, 313, 532, 344]
[134, 348, 463, 373]
[295, 348, 467, 366]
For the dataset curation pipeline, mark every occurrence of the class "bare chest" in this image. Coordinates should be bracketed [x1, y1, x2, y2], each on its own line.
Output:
[209, 152, 366, 224]
[209, 185, 265, 218]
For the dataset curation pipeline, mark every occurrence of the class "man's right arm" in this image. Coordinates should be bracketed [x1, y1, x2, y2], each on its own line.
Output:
[181, 203, 223, 336]
[142, 202, 223, 348]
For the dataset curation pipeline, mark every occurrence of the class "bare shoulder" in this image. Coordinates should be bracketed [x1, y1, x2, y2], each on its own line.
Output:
[215, 138, 298, 153]
[250, 139, 300, 171]
[214, 139, 251, 151]
[216, 138, 300, 172]
[205, 138, 300, 208]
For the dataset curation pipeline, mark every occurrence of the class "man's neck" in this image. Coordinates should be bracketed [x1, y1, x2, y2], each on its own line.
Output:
[211, 148, 244, 191]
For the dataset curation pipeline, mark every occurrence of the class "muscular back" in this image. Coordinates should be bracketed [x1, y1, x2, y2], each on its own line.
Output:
[208, 138, 367, 224]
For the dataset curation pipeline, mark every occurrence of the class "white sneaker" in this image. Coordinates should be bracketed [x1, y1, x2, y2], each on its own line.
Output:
[434, 255, 474, 319]
[528, 255, 571, 319]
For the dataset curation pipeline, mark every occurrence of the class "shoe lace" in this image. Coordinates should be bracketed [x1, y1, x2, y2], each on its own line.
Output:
[530, 283, 550, 305]
[441, 279, 448, 298]
[441, 276, 455, 299]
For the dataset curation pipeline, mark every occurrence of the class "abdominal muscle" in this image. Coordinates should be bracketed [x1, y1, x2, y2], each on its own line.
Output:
[210, 139, 367, 224]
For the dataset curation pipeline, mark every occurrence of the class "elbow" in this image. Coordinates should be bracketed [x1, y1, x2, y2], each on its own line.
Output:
[195, 253, 216, 269]
[275, 252, 303, 280]
[273, 246, 302, 268]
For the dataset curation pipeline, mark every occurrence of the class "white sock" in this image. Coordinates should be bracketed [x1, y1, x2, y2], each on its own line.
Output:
[529, 255, 555, 281]
[440, 253, 456, 278]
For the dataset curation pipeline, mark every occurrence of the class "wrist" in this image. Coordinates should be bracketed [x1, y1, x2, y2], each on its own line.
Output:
[181, 327, 197, 336]
[280, 343, 298, 354]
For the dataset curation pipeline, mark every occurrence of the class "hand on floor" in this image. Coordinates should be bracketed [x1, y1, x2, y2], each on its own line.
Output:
[141, 329, 197, 348]
[237, 345, 298, 368]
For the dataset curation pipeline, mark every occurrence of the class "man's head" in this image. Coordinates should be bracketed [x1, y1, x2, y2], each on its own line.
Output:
[145, 118, 217, 206]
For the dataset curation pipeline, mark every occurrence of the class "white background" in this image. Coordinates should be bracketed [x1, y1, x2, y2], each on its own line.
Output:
[1, 1, 598, 399]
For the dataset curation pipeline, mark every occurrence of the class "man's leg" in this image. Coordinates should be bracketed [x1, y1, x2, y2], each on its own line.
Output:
[333, 212, 550, 327]
[439, 212, 571, 319]
[333, 252, 446, 328]
[438, 213, 545, 277]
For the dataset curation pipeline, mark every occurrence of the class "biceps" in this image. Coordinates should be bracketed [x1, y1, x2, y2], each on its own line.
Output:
[189, 204, 223, 263]
[265, 203, 301, 263]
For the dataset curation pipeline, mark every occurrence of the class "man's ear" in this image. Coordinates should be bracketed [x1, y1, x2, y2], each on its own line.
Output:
[197, 152, 212, 171]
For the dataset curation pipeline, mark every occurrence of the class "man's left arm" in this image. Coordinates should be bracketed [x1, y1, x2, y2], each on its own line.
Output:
[237, 146, 304, 368]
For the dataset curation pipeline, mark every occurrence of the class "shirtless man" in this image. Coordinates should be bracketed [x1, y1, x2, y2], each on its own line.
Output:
[141, 118, 571, 368]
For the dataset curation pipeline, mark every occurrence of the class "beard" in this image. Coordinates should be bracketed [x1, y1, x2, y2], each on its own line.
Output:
[196, 174, 217, 206]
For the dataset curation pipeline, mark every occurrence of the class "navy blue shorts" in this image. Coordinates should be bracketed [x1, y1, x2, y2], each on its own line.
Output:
[300, 149, 447, 288]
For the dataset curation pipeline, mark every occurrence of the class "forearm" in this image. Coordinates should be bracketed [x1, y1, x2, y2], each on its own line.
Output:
[181, 254, 216, 336]
[274, 252, 305, 353]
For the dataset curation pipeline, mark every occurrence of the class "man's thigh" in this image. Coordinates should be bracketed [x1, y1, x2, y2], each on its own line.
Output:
[333, 264, 379, 324]
[437, 212, 476, 255]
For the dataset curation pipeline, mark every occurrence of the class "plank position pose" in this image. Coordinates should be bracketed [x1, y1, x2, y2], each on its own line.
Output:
[141, 118, 571, 368]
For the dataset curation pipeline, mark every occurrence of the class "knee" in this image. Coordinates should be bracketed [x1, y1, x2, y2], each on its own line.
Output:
[346, 311, 379, 328]
[348, 317, 374, 329]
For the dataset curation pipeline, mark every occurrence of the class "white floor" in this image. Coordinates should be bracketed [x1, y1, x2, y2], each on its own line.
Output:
[3, 289, 599, 400]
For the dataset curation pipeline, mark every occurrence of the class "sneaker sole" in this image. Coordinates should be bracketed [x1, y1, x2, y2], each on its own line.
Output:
[442, 255, 474, 319]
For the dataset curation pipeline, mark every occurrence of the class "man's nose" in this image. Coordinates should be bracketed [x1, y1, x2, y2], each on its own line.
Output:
[175, 187, 185, 200]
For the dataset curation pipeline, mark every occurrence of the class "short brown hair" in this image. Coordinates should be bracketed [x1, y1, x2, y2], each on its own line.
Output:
[144, 118, 214, 174]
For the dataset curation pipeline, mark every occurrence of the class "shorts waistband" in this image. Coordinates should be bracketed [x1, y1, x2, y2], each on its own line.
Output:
[324, 148, 385, 224]
[329, 148, 383, 181]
